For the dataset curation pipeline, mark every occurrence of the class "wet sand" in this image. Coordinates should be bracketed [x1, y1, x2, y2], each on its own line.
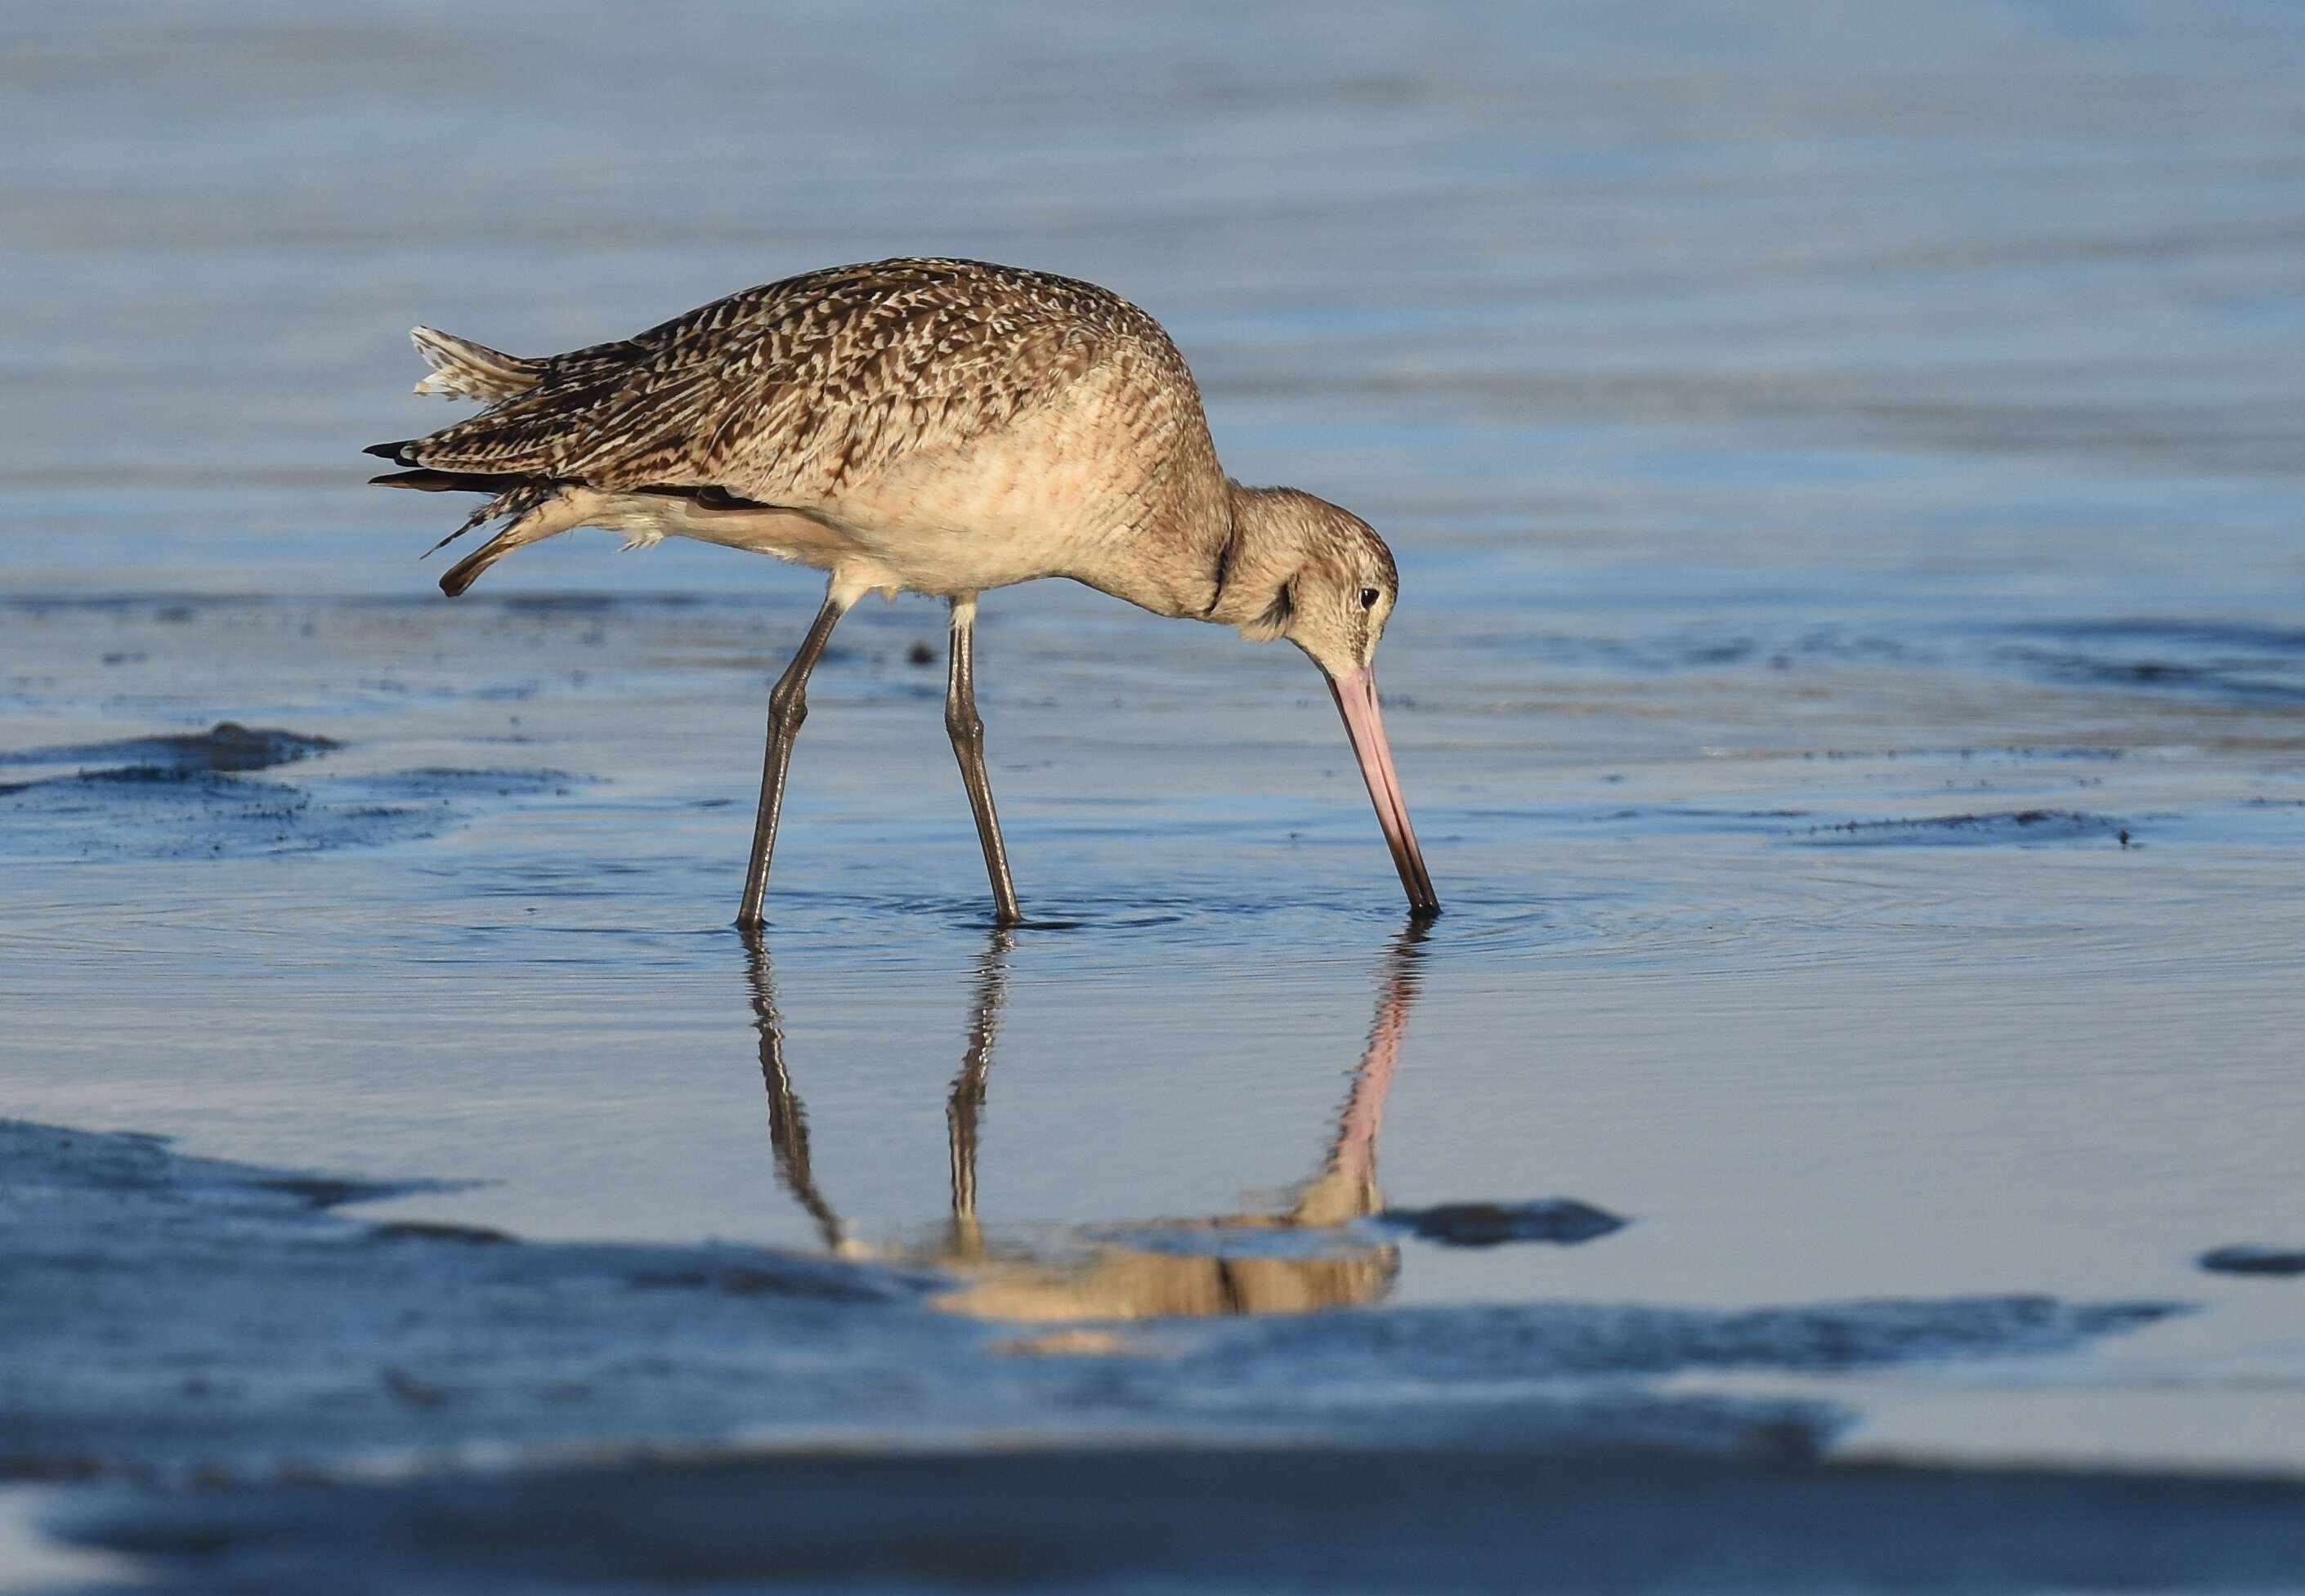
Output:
[6, 1, 2305, 1589]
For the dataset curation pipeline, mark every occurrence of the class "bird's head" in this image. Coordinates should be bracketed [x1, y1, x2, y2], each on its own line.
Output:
[1229, 487, 1399, 678]
[1225, 485, 1438, 917]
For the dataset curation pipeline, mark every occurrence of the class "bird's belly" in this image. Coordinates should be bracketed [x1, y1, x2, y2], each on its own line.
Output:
[591, 409, 1144, 600]
[587, 491, 1071, 602]
[590, 495, 859, 569]
[817, 430, 1130, 596]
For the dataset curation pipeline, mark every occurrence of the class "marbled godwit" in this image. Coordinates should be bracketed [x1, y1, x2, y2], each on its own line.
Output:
[368, 258, 1439, 926]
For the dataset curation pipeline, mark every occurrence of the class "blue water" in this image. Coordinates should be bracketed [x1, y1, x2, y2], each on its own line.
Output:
[4, 2, 2305, 1589]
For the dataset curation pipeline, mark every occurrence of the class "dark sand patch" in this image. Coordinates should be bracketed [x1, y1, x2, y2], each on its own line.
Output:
[0, 768, 442, 857]
[2198, 1245, 2305, 1278]
[1186, 1295, 2181, 1385]
[0, 762, 577, 860]
[320, 767, 575, 802]
[1798, 810, 2128, 847]
[1378, 1198, 1627, 1247]
[0, 722, 338, 775]
[1996, 620, 2305, 707]
[0, 1120, 2184, 1491]
[46, 1447, 2305, 1596]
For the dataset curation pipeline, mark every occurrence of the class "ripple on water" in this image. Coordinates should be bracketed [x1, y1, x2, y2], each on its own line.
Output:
[691, 887, 1581, 985]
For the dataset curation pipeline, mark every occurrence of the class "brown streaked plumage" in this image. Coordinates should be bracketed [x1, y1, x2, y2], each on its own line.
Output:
[368, 257, 1438, 926]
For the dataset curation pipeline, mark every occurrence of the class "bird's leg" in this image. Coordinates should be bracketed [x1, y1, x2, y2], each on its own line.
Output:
[737, 590, 849, 928]
[944, 597, 1023, 927]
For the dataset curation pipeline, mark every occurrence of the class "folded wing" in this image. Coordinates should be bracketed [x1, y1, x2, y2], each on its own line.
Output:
[386, 259, 1117, 509]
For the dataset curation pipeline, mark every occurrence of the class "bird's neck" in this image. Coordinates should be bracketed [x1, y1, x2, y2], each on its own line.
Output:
[1064, 484, 1298, 632]
[1201, 485, 1303, 633]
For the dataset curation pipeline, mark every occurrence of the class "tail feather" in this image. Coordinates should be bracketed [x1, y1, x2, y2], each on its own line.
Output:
[370, 467, 523, 493]
[375, 325, 571, 591]
[437, 485, 592, 597]
[428, 481, 553, 564]
[410, 326, 544, 402]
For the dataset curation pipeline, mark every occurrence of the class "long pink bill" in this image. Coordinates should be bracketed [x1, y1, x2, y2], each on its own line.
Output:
[1327, 668, 1440, 918]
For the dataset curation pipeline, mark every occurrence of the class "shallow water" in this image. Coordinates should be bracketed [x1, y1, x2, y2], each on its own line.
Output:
[6, 1, 2305, 1589]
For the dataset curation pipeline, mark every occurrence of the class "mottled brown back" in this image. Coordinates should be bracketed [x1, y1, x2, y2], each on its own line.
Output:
[397, 258, 1183, 507]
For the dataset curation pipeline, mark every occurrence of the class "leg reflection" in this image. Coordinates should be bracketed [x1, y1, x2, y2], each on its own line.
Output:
[945, 928, 1016, 1261]
[738, 913, 1430, 1320]
[741, 928, 844, 1252]
[1291, 915, 1430, 1225]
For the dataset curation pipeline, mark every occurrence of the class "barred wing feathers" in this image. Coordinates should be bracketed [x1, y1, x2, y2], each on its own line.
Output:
[395, 260, 1135, 506]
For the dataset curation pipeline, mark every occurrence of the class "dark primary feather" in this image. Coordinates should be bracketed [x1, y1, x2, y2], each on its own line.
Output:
[369, 467, 521, 493]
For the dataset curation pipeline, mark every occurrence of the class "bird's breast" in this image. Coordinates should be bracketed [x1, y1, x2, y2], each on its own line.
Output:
[812, 389, 1185, 597]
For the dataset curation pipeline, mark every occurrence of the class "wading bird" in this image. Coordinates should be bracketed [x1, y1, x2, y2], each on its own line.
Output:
[368, 258, 1438, 926]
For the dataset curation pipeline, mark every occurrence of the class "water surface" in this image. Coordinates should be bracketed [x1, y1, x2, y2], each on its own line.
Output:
[5, 2, 2304, 1589]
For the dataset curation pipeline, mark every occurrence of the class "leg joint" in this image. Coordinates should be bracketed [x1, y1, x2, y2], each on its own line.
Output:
[768, 679, 808, 734]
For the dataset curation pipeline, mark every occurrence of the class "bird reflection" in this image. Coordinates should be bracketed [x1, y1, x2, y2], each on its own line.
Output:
[741, 920, 1428, 1322]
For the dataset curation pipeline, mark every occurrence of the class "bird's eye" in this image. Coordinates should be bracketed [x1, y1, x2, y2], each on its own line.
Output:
[1359, 587, 1381, 610]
